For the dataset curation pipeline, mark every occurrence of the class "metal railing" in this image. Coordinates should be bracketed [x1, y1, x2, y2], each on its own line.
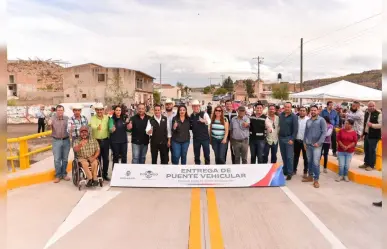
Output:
[7, 130, 53, 172]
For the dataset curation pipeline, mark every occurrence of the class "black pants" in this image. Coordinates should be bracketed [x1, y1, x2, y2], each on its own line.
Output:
[225, 137, 236, 164]
[97, 138, 110, 177]
[38, 118, 45, 133]
[293, 139, 308, 174]
[331, 128, 337, 154]
[111, 142, 128, 168]
[151, 143, 168, 164]
[193, 139, 210, 165]
[321, 143, 330, 169]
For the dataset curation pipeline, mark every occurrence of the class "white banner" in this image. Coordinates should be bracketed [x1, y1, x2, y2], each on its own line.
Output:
[110, 163, 285, 188]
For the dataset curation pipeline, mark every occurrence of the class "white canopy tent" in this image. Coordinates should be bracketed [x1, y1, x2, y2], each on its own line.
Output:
[290, 80, 382, 101]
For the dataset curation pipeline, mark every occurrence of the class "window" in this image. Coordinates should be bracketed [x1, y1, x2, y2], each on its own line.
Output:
[82, 94, 87, 98]
[75, 74, 79, 78]
[9, 75, 14, 83]
[8, 85, 13, 90]
[66, 94, 70, 97]
[136, 78, 143, 89]
[98, 74, 105, 82]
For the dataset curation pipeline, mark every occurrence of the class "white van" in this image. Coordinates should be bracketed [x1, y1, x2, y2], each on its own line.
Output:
[58, 102, 97, 121]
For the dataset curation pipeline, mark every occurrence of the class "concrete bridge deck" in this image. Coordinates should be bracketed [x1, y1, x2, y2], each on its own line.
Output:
[7, 143, 382, 249]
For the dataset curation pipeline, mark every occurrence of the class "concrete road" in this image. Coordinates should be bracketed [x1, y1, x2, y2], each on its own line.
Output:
[7, 141, 382, 249]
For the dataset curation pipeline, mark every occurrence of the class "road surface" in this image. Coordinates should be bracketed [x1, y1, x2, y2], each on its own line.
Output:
[7, 142, 382, 249]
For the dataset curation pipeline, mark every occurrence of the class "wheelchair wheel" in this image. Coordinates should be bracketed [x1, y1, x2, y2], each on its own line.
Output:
[72, 161, 79, 187]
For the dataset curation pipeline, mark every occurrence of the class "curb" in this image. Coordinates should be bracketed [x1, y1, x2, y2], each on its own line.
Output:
[321, 159, 381, 188]
[7, 161, 73, 190]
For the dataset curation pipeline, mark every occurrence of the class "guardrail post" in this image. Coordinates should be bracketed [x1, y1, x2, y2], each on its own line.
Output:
[375, 141, 382, 171]
[19, 139, 30, 169]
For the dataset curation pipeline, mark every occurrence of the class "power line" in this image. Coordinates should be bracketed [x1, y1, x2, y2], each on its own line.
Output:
[272, 46, 300, 69]
[303, 12, 381, 44]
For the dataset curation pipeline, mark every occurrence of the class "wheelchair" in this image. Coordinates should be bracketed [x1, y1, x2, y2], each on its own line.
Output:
[72, 157, 104, 191]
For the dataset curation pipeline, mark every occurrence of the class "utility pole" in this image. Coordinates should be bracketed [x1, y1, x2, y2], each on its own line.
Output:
[300, 38, 303, 105]
[220, 74, 225, 86]
[253, 56, 264, 99]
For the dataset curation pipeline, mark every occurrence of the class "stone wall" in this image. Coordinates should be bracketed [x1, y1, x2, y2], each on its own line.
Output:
[7, 106, 54, 124]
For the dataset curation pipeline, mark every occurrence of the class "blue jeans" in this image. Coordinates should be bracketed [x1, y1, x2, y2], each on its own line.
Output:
[338, 152, 353, 176]
[52, 138, 71, 178]
[172, 141, 190, 165]
[211, 138, 227, 164]
[249, 139, 266, 164]
[306, 144, 322, 180]
[264, 142, 278, 163]
[193, 139, 210, 165]
[131, 143, 148, 164]
[279, 137, 294, 175]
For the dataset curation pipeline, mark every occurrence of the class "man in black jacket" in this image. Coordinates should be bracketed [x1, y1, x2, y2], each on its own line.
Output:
[249, 102, 267, 164]
[128, 103, 150, 164]
[360, 101, 382, 171]
[146, 104, 171, 164]
[190, 100, 212, 165]
[224, 100, 237, 164]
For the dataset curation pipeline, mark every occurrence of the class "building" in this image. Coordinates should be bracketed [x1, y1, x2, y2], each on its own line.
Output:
[7, 59, 65, 105]
[233, 80, 264, 101]
[63, 63, 154, 105]
[153, 83, 181, 99]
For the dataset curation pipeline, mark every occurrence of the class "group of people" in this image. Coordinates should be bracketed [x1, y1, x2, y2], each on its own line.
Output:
[46, 98, 382, 191]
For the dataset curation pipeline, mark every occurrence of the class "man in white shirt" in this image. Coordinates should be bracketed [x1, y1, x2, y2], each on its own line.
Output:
[293, 106, 309, 177]
[264, 104, 280, 163]
[146, 104, 171, 164]
[162, 99, 176, 164]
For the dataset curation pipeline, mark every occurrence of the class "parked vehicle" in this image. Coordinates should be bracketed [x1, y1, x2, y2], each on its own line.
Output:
[212, 95, 220, 101]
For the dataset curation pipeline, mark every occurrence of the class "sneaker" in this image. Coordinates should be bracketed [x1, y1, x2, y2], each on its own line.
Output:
[343, 176, 349, 182]
[86, 180, 93, 187]
[359, 164, 367, 169]
[313, 181, 320, 188]
[372, 201, 382, 207]
[53, 178, 60, 183]
[365, 166, 374, 171]
[323, 168, 328, 173]
[335, 176, 343, 182]
[302, 176, 313, 182]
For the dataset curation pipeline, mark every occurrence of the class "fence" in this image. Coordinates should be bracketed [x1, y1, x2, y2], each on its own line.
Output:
[7, 130, 53, 172]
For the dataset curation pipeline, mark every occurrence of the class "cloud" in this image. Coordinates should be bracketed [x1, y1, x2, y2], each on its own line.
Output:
[7, 0, 382, 86]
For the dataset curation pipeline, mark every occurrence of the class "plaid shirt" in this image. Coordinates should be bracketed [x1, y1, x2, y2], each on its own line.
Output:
[74, 137, 100, 159]
[68, 115, 88, 138]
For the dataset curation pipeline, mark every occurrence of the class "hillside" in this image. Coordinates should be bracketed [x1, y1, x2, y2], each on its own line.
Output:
[303, 70, 381, 90]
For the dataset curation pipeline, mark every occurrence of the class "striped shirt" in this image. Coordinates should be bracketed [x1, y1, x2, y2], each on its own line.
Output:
[211, 119, 227, 140]
[68, 115, 88, 138]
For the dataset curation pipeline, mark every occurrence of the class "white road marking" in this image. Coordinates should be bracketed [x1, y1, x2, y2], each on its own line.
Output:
[280, 186, 347, 249]
[43, 190, 120, 249]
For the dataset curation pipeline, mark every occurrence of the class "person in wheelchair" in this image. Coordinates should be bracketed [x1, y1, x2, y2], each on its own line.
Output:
[73, 126, 100, 187]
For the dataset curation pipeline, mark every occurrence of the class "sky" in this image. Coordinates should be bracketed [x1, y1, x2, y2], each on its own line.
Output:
[6, 0, 382, 87]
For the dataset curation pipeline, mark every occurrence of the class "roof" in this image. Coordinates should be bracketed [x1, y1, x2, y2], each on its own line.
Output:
[66, 63, 103, 69]
[290, 80, 382, 101]
[153, 83, 175, 88]
[135, 70, 156, 79]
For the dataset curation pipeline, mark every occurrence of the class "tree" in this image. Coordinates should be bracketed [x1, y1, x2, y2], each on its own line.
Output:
[244, 79, 255, 98]
[183, 86, 190, 96]
[203, 86, 212, 94]
[105, 73, 134, 107]
[272, 83, 290, 100]
[153, 90, 161, 104]
[214, 87, 228, 95]
[222, 76, 234, 93]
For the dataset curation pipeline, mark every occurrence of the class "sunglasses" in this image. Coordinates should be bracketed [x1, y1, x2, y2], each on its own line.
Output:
[215, 109, 222, 112]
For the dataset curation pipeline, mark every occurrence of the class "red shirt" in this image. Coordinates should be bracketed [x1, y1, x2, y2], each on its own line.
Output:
[337, 129, 358, 153]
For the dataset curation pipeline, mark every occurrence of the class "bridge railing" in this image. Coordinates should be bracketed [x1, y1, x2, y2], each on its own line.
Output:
[7, 130, 53, 172]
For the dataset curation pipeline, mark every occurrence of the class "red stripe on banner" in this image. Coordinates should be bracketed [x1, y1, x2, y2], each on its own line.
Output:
[251, 163, 279, 186]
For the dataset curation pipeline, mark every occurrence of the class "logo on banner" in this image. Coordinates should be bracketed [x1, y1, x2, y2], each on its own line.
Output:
[120, 170, 135, 180]
[140, 170, 158, 179]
